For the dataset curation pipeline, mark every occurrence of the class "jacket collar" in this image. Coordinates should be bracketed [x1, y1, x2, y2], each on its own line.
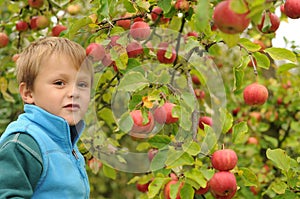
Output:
[23, 104, 85, 147]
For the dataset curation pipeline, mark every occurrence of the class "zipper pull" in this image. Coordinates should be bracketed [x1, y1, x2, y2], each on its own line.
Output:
[72, 149, 79, 159]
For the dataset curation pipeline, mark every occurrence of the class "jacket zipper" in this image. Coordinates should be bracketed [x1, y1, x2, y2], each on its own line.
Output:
[72, 149, 79, 159]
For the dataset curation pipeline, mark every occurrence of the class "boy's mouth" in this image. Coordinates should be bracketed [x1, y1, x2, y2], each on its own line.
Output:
[64, 103, 80, 109]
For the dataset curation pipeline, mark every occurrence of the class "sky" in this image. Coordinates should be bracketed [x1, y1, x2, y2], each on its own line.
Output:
[272, 9, 300, 49]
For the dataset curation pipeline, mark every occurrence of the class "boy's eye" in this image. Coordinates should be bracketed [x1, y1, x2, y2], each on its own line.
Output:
[78, 82, 89, 88]
[54, 81, 65, 86]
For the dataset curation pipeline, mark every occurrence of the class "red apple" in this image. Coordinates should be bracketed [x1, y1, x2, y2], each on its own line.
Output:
[174, 0, 189, 12]
[257, 12, 280, 33]
[191, 74, 201, 85]
[36, 15, 49, 29]
[213, 0, 250, 34]
[126, 41, 143, 58]
[102, 53, 115, 67]
[211, 149, 238, 171]
[247, 137, 259, 145]
[195, 182, 209, 195]
[243, 83, 268, 106]
[284, 0, 300, 19]
[151, 7, 170, 24]
[164, 180, 183, 199]
[250, 186, 259, 195]
[52, 24, 67, 37]
[116, 13, 131, 30]
[129, 21, 151, 41]
[67, 4, 81, 15]
[232, 107, 240, 116]
[0, 32, 9, 48]
[130, 110, 154, 135]
[148, 148, 158, 162]
[16, 21, 28, 32]
[86, 43, 105, 62]
[136, 181, 150, 193]
[198, 116, 212, 130]
[209, 171, 237, 199]
[280, 4, 285, 14]
[194, 89, 205, 100]
[28, 0, 44, 9]
[153, 102, 179, 124]
[156, 42, 176, 64]
[108, 35, 121, 48]
[30, 16, 38, 30]
[12, 54, 20, 62]
[88, 157, 102, 173]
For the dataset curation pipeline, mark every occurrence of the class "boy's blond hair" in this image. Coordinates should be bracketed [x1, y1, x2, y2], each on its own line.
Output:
[16, 37, 93, 90]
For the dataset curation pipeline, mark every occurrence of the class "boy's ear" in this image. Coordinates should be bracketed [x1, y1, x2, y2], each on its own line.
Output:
[19, 82, 34, 104]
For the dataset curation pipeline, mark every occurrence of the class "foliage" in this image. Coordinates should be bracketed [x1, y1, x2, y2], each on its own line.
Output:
[0, 0, 300, 198]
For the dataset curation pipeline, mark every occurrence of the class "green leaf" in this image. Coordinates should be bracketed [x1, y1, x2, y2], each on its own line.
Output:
[165, 150, 194, 168]
[230, 0, 249, 14]
[179, 105, 192, 131]
[220, 108, 233, 134]
[110, 46, 128, 70]
[118, 71, 149, 91]
[158, 0, 172, 13]
[239, 38, 263, 52]
[148, 177, 168, 198]
[155, 70, 171, 85]
[184, 168, 207, 189]
[201, 125, 217, 154]
[124, 0, 136, 13]
[219, 32, 240, 47]
[148, 135, 171, 149]
[194, 0, 210, 35]
[169, 16, 182, 31]
[180, 183, 194, 199]
[118, 112, 133, 133]
[103, 163, 117, 180]
[265, 47, 297, 63]
[182, 141, 201, 156]
[233, 68, 244, 92]
[239, 167, 258, 187]
[266, 148, 291, 172]
[150, 149, 168, 171]
[232, 121, 248, 144]
[66, 17, 92, 40]
[253, 51, 270, 69]
[97, 0, 109, 20]
[277, 63, 299, 73]
[270, 181, 288, 194]
[181, 91, 197, 112]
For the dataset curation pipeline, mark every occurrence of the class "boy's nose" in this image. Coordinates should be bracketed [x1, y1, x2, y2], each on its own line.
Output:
[68, 85, 80, 98]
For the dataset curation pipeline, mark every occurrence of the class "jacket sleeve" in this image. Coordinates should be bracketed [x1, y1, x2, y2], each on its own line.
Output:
[0, 133, 43, 199]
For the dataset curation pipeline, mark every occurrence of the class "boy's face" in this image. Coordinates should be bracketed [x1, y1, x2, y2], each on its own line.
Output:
[29, 54, 92, 126]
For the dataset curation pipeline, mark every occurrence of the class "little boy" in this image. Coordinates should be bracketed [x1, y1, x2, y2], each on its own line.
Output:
[0, 37, 93, 198]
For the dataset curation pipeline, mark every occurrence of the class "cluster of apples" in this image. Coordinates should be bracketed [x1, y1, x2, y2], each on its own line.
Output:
[212, 0, 300, 35]
[208, 148, 238, 199]
[85, 4, 183, 69]
[129, 102, 178, 138]
[0, 0, 82, 49]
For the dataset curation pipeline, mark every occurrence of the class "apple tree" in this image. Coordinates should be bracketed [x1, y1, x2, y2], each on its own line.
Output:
[0, 0, 299, 198]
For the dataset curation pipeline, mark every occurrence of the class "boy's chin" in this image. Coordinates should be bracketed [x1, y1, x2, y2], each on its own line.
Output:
[65, 118, 81, 126]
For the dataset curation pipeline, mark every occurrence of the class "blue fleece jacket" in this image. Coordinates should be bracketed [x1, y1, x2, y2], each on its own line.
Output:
[0, 104, 90, 199]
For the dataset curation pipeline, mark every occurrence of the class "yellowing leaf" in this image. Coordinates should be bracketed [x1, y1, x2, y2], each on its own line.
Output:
[142, 96, 154, 108]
